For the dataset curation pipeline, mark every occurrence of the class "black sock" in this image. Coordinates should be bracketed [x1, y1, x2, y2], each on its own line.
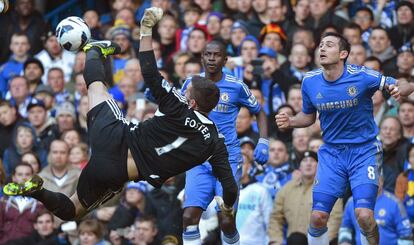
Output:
[83, 48, 106, 88]
[30, 189, 76, 221]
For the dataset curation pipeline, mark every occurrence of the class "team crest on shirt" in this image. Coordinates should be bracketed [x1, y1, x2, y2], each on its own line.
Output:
[221, 92, 230, 102]
[378, 208, 386, 217]
[347, 86, 358, 97]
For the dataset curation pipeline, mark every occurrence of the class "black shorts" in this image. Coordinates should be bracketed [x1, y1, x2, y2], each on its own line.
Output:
[77, 99, 129, 211]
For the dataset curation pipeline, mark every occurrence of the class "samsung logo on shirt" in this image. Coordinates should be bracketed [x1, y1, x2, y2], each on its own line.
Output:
[213, 103, 229, 112]
[316, 98, 359, 111]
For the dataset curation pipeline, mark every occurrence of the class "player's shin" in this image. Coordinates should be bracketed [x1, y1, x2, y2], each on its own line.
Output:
[83, 49, 106, 88]
[183, 225, 201, 245]
[30, 189, 76, 221]
[360, 224, 379, 245]
[307, 225, 329, 245]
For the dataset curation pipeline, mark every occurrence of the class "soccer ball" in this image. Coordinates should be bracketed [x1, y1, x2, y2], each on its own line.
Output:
[56, 16, 91, 52]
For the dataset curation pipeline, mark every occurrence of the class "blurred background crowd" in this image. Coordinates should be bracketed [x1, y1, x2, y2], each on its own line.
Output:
[0, 0, 413, 244]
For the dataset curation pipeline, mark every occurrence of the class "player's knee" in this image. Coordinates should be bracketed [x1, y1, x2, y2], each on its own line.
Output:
[355, 208, 375, 230]
[310, 211, 330, 228]
[182, 209, 201, 227]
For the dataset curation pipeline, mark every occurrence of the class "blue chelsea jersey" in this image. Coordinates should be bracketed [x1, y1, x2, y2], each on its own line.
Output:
[182, 73, 261, 156]
[302, 64, 396, 144]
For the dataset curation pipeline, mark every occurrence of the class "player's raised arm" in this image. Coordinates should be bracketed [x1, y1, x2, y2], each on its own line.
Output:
[138, 7, 168, 103]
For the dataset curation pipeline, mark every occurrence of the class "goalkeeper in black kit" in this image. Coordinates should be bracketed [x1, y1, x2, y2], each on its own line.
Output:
[3, 7, 238, 221]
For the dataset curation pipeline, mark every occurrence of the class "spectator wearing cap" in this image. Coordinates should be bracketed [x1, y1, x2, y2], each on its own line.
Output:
[228, 20, 249, 57]
[256, 139, 293, 199]
[0, 100, 23, 158]
[0, 33, 31, 98]
[240, 136, 256, 168]
[206, 12, 223, 38]
[246, 0, 270, 37]
[53, 102, 79, 140]
[0, 0, 46, 63]
[107, 181, 148, 244]
[35, 31, 76, 83]
[231, 35, 260, 80]
[388, 1, 414, 51]
[268, 151, 343, 245]
[260, 23, 288, 65]
[3, 123, 47, 177]
[23, 57, 44, 94]
[176, 4, 202, 52]
[108, 19, 134, 84]
[395, 44, 414, 79]
[7, 75, 31, 118]
[33, 84, 55, 113]
[305, 0, 348, 38]
[236, 139, 273, 245]
[27, 97, 57, 150]
[259, 47, 298, 119]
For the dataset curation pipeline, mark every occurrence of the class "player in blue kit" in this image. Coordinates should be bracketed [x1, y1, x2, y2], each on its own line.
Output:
[180, 40, 269, 245]
[276, 32, 414, 245]
[339, 178, 412, 245]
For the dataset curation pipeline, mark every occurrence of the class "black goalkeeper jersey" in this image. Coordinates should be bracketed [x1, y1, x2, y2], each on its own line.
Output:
[130, 50, 237, 206]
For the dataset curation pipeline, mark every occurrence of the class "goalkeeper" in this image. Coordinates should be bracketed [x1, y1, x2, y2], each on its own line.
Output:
[3, 7, 238, 222]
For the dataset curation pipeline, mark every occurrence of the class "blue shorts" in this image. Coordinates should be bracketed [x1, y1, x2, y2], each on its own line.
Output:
[313, 140, 382, 210]
[184, 153, 243, 211]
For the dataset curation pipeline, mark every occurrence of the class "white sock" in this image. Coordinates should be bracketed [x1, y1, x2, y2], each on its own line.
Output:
[222, 231, 240, 245]
[308, 228, 329, 245]
[183, 237, 201, 245]
[360, 233, 369, 245]
[183, 225, 201, 245]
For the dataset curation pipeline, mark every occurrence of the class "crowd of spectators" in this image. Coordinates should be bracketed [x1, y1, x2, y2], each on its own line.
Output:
[0, 0, 413, 244]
